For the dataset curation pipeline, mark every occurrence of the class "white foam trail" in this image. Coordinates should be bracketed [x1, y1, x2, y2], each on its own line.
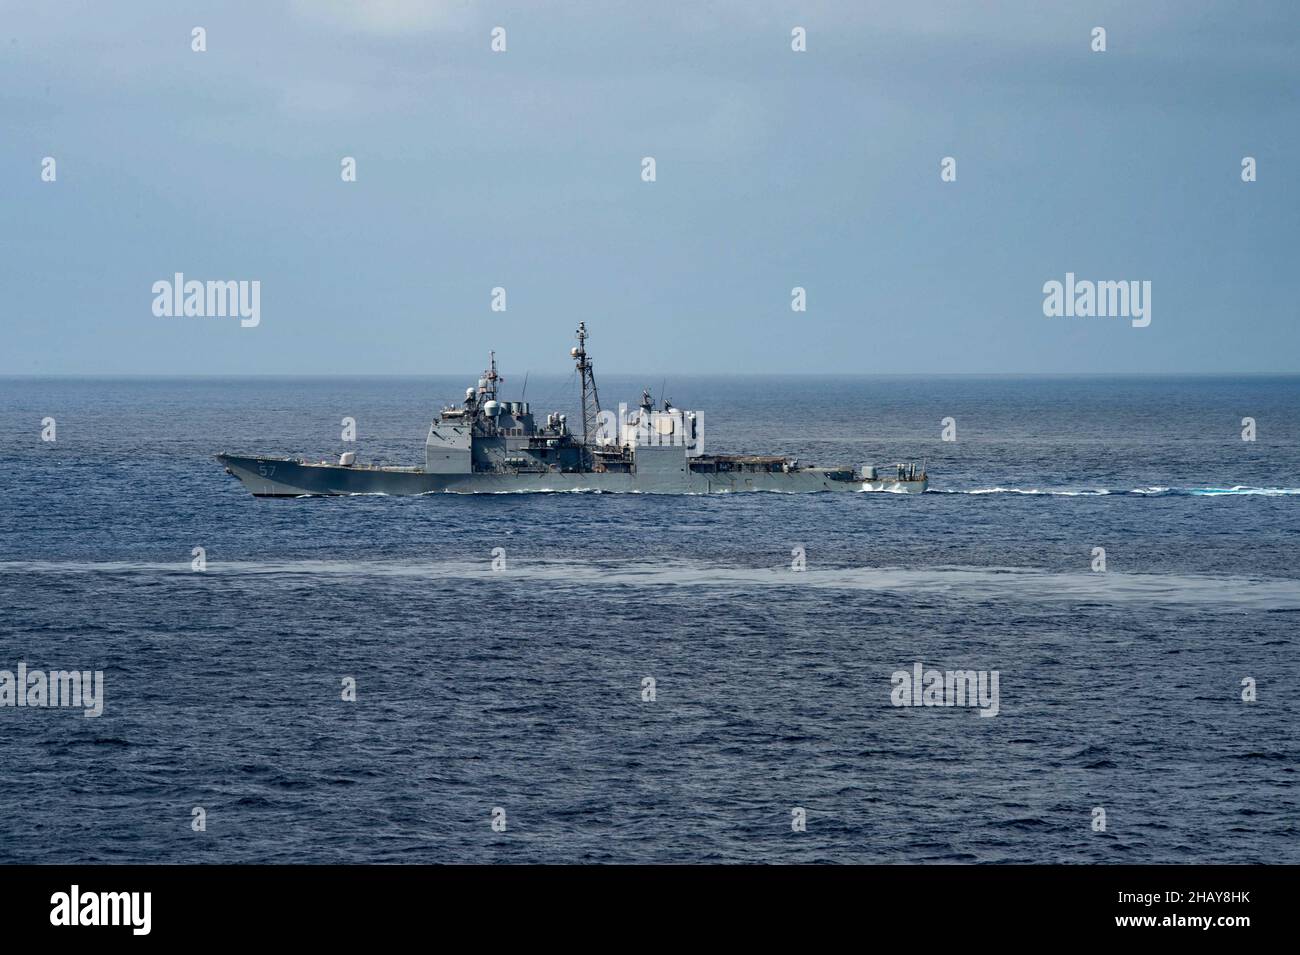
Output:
[936, 485, 1300, 497]
[1185, 486, 1300, 496]
[3, 559, 1297, 610]
[935, 487, 1112, 496]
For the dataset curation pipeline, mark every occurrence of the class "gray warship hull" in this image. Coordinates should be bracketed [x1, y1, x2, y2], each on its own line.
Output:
[217, 453, 928, 496]
[216, 323, 930, 498]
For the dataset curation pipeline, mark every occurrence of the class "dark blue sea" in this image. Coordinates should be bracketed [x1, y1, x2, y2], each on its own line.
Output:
[1, 375, 1297, 863]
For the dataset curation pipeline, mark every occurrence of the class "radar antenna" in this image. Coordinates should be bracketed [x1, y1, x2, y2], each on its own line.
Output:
[480, 351, 502, 400]
[572, 322, 602, 451]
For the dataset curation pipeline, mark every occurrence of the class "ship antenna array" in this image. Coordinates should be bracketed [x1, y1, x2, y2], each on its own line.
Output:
[573, 322, 602, 450]
[482, 350, 501, 399]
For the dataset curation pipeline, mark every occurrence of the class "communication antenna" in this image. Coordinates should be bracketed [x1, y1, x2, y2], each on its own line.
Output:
[572, 322, 602, 451]
[481, 351, 502, 399]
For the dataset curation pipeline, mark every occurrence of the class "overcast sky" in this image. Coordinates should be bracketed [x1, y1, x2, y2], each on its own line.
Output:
[2, 0, 1297, 375]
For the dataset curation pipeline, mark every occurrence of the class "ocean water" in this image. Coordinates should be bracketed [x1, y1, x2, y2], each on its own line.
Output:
[1, 374, 1297, 864]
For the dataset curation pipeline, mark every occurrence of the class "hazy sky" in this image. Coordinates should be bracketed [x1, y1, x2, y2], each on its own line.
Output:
[2, 0, 1297, 375]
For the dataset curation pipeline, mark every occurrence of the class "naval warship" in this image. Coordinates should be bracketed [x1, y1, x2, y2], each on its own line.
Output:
[217, 324, 929, 496]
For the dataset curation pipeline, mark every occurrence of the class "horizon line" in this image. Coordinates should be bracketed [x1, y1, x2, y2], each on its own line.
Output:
[3, 371, 1299, 380]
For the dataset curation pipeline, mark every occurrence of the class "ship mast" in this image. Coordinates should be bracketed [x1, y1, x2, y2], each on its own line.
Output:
[572, 322, 602, 451]
[482, 350, 501, 399]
